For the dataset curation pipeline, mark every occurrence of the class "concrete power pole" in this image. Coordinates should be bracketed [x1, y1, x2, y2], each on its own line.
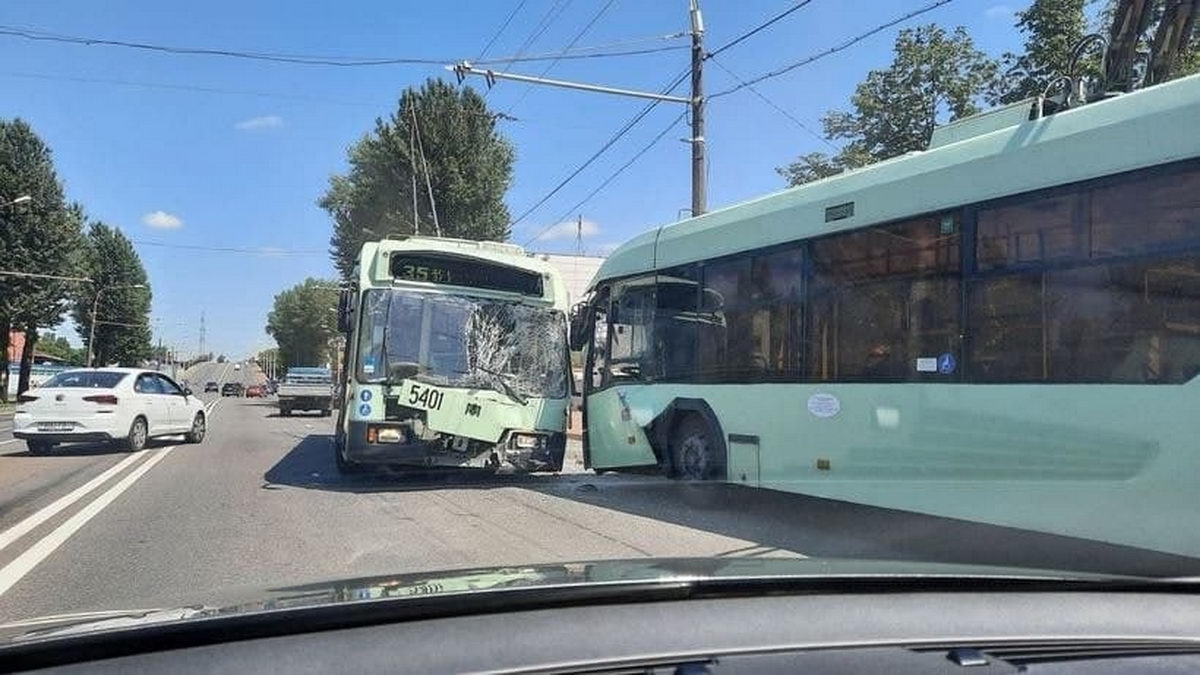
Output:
[198, 310, 206, 360]
[449, 1, 707, 217]
[689, 0, 707, 216]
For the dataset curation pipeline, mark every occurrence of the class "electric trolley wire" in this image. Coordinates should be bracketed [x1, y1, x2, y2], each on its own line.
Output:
[706, 0, 817, 60]
[709, 0, 957, 99]
[707, 55, 835, 150]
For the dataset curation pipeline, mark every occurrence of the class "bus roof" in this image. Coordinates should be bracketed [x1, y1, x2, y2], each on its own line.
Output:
[591, 73, 1200, 288]
[357, 236, 569, 309]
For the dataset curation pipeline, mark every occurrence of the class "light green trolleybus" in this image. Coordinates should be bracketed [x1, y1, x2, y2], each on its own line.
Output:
[571, 73, 1200, 557]
[334, 236, 571, 474]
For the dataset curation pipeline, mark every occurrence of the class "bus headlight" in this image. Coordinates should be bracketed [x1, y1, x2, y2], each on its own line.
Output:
[511, 433, 543, 450]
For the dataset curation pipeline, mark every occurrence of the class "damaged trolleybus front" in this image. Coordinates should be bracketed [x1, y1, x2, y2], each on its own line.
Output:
[333, 237, 572, 474]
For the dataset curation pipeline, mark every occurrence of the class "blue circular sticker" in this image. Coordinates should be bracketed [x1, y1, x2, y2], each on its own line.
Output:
[937, 352, 957, 374]
[359, 389, 372, 402]
[358, 403, 372, 416]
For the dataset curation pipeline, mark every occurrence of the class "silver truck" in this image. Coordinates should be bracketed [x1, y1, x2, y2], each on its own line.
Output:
[276, 367, 333, 417]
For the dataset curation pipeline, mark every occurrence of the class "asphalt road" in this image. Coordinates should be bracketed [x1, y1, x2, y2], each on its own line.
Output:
[1, 361, 1198, 626]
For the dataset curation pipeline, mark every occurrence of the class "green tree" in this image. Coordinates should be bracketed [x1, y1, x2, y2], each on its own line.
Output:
[320, 78, 515, 279]
[37, 331, 85, 365]
[989, 0, 1088, 104]
[265, 278, 339, 368]
[0, 119, 80, 397]
[778, 25, 996, 187]
[72, 223, 153, 366]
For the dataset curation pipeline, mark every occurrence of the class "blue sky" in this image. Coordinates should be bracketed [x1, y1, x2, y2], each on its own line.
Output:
[1, 0, 1030, 358]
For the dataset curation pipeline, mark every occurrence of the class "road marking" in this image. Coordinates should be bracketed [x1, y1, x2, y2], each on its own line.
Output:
[0, 452, 147, 554]
[0, 446, 174, 598]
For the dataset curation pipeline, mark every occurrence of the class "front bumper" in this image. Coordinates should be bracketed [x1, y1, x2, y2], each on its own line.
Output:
[13, 430, 117, 444]
[341, 421, 565, 472]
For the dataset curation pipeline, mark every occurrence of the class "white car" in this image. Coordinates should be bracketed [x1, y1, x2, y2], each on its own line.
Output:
[13, 368, 207, 454]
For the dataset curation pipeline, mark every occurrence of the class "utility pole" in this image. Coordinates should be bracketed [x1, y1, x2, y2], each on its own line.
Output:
[449, 1, 707, 217]
[199, 311, 206, 360]
[576, 214, 583, 256]
[689, 0, 707, 216]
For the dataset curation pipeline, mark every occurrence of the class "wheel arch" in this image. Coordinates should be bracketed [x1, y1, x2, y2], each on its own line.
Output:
[647, 398, 728, 475]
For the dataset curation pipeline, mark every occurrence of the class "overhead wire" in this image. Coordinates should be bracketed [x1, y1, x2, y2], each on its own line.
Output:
[474, 0, 531, 62]
[709, 0, 958, 99]
[0, 23, 676, 68]
[706, 0, 817, 60]
[522, 110, 687, 246]
[707, 55, 835, 150]
[508, 67, 691, 230]
[505, 0, 619, 115]
[132, 240, 325, 256]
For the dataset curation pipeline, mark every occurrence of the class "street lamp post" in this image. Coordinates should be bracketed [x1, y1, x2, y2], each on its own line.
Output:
[86, 283, 147, 367]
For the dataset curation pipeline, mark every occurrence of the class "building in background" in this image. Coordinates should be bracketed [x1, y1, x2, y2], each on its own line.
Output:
[530, 254, 605, 306]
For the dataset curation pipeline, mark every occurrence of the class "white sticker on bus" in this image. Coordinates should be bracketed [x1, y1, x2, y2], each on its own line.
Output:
[915, 357, 938, 373]
[807, 393, 840, 418]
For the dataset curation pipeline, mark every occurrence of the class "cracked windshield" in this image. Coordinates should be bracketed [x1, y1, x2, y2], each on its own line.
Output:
[1, 0, 1200, 642]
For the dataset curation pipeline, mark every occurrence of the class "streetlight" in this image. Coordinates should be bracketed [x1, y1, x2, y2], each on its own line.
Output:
[0, 195, 32, 208]
[87, 284, 147, 367]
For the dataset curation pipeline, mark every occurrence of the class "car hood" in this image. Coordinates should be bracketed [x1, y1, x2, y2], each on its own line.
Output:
[0, 556, 1178, 644]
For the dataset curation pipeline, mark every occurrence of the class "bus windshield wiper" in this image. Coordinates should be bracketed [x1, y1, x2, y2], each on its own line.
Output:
[472, 364, 528, 406]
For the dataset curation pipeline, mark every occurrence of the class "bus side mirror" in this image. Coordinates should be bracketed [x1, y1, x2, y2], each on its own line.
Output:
[337, 289, 354, 334]
[568, 301, 591, 352]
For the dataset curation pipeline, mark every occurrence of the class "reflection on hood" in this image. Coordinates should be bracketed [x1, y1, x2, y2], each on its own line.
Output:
[0, 557, 1149, 644]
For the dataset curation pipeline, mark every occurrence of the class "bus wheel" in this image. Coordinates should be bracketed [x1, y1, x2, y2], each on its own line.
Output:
[670, 415, 723, 481]
[335, 443, 364, 474]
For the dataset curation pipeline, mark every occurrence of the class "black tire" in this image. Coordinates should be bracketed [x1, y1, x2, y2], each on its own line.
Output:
[124, 416, 148, 452]
[669, 415, 725, 481]
[185, 412, 206, 444]
[280, 406, 291, 417]
[320, 408, 331, 417]
[27, 440, 53, 455]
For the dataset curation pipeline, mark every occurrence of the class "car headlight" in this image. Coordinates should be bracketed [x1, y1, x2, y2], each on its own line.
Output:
[511, 433, 543, 450]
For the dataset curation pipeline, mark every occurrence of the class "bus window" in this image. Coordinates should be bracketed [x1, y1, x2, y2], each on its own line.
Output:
[588, 298, 609, 391]
[654, 266, 701, 380]
[607, 278, 655, 384]
[1090, 167, 1200, 258]
[810, 215, 961, 382]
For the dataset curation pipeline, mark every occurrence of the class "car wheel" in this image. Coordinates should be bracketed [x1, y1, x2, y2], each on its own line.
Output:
[27, 440, 53, 455]
[669, 415, 724, 481]
[185, 412, 206, 444]
[280, 406, 290, 417]
[124, 416, 148, 452]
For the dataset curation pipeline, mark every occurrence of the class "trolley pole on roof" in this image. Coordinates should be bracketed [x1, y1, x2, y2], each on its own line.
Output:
[448, 1, 707, 217]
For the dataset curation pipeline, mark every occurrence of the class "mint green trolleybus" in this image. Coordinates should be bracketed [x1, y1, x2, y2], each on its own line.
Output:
[335, 236, 571, 474]
[571, 73, 1200, 558]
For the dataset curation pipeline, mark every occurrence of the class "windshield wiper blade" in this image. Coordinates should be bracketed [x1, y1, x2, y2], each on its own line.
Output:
[472, 364, 527, 405]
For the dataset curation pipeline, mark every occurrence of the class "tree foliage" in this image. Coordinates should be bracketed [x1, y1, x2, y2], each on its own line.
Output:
[321, 78, 515, 279]
[989, 0, 1088, 104]
[37, 332, 86, 365]
[0, 118, 80, 396]
[71, 223, 153, 366]
[778, 25, 996, 187]
[265, 278, 339, 368]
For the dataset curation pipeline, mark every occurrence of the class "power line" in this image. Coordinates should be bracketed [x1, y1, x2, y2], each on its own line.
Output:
[522, 110, 687, 246]
[475, 0, 531, 61]
[706, 0, 817, 60]
[0, 23, 678, 69]
[508, 68, 691, 230]
[709, 0, 958, 99]
[505, 0, 618, 114]
[707, 55, 835, 150]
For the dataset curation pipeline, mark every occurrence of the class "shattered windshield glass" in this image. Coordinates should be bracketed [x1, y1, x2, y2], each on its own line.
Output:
[356, 289, 568, 399]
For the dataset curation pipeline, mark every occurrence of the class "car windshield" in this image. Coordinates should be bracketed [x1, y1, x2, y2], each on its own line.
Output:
[38, 372, 127, 389]
[4, 0, 1200, 650]
[357, 289, 568, 399]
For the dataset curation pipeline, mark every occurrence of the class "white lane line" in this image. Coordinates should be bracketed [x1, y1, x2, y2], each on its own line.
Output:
[0, 446, 174, 598]
[0, 452, 147, 554]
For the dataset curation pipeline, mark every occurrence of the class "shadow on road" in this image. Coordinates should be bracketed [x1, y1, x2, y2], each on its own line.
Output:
[264, 434, 1200, 578]
[1, 437, 176, 458]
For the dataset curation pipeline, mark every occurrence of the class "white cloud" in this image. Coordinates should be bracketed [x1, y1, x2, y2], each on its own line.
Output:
[984, 4, 1013, 19]
[535, 219, 600, 242]
[594, 242, 621, 255]
[142, 210, 183, 229]
[234, 115, 284, 131]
